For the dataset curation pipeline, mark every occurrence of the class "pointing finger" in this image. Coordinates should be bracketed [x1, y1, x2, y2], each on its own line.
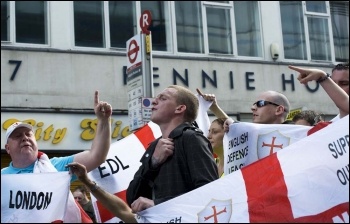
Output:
[288, 65, 306, 74]
[196, 88, 204, 96]
[94, 90, 99, 107]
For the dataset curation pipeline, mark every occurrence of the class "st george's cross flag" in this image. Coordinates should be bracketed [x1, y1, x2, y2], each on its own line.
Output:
[88, 122, 161, 223]
[135, 115, 349, 222]
[1, 172, 71, 223]
[89, 89, 348, 223]
[223, 122, 312, 175]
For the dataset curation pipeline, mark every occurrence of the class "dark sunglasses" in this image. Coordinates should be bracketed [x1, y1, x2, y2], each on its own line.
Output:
[253, 100, 280, 108]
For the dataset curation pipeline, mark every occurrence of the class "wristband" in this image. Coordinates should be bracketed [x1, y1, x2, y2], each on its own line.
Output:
[317, 73, 330, 83]
[90, 181, 99, 192]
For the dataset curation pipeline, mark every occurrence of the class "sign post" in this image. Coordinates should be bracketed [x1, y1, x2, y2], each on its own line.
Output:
[127, 10, 153, 131]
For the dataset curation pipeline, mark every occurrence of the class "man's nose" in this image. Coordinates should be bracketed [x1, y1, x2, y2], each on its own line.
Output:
[21, 134, 29, 141]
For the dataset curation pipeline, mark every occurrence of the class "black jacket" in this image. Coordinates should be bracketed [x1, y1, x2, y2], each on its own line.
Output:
[126, 122, 219, 206]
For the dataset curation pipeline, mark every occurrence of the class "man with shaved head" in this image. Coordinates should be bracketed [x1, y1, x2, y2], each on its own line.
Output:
[250, 90, 291, 124]
[224, 90, 291, 130]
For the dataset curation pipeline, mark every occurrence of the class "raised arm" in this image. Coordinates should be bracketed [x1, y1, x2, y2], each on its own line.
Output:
[288, 65, 349, 117]
[66, 162, 137, 223]
[74, 90, 112, 172]
[196, 88, 229, 119]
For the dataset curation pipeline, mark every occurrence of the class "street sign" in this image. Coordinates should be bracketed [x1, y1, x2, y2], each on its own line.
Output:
[140, 10, 152, 35]
[126, 10, 154, 131]
[126, 35, 142, 73]
[127, 39, 139, 64]
[126, 34, 143, 102]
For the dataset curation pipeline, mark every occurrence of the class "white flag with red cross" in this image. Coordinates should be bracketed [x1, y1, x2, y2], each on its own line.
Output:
[136, 115, 349, 222]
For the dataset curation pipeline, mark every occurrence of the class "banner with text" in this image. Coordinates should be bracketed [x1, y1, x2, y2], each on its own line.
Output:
[136, 116, 349, 222]
[1, 172, 70, 223]
[224, 122, 312, 175]
[89, 122, 161, 223]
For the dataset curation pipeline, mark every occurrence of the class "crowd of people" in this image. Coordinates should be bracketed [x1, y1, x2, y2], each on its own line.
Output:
[2, 63, 348, 222]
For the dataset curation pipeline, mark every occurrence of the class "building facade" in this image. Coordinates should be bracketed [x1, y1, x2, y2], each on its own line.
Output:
[1, 1, 349, 165]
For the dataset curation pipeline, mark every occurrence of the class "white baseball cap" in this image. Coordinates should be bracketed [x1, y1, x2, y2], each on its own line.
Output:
[5, 122, 33, 143]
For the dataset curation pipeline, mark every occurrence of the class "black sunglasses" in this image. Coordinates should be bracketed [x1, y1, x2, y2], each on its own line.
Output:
[253, 100, 280, 108]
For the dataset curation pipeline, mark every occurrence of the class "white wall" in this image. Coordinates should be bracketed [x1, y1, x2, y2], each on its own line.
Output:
[1, 50, 338, 116]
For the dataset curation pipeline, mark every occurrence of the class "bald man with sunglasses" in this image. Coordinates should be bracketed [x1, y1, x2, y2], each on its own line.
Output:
[224, 90, 291, 131]
[251, 91, 290, 124]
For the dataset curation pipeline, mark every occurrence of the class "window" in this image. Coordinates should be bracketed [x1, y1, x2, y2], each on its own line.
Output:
[307, 17, 331, 61]
[1, 1, 9, 41]
[72, 1, 171, 51]
[202, 2, 235, 55]
[174, 1, 262, 56]
[234, 1, 262, 57]
[74, 1, 104, 48]
[109, 1, 136, 49]
[330, 1, 349, 62]
[305, 1, 331, 61]
[305, 1, 327, 13]
[15, 1, 48, 44]
[280, 1, 307, 60]
[206, 6, 233, 54]
[280, 1, 347, 62]
[175, 1, 204, 53]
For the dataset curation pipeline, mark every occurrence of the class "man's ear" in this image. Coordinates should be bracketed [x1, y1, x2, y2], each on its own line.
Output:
[175, 105, 186, 114]
[276, 105, 285, 115]
[5, 144, 11, 154]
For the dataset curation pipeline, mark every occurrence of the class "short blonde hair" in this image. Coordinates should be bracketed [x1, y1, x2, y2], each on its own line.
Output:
[168, 85, 199, 122]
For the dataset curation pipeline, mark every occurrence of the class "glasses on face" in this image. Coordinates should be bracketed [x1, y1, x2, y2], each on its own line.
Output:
[253, 100, 280, 108]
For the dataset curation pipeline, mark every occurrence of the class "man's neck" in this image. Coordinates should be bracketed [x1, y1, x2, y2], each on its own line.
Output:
[159, 120, 184, 138]
[12, 154, 37, 169]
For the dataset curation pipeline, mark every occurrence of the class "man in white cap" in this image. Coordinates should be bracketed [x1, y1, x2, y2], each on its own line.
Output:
[1, 90, 112, 175]
[2, 91, 112, 222]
